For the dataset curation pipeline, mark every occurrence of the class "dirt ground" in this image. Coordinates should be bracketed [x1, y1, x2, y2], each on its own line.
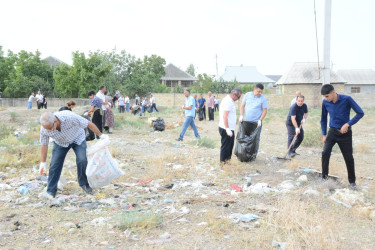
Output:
[0, 104, 375, 249]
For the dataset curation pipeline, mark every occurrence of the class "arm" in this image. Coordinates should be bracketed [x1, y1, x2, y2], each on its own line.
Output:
[88, 105, 95, 116]
[240, 102, 245, 116]
[291, 116, 298, 128]
[88, 121, 103, 137]
[183, 105, 193, 110]
[304, 112, 309, 119]
[259, 108, 267, 121]
[320, 103, 328, 144]
[223, 111, 230, 128]
[41, 145, 48, 162]
[347, 97, 364, 127]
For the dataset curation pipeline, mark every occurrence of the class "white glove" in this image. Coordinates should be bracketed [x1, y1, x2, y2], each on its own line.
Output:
[295, 128, 300, 134]
[302, 118, 306, 124]
[39, 162, 47, 176]
[257, 120, 262, 127]
[239, 116, 244, 122]
[226, 128, 233, 137]
[99, 134, 109, 140]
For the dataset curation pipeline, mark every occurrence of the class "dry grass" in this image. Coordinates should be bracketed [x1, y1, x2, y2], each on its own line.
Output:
[355, 144, 371, 154]
[116, 211, 163, 231]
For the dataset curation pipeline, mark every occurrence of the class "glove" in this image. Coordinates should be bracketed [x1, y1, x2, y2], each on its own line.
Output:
[99, 134, 109, 140]
[257, 120, 262, 127]
[226, 128, 233, 137]
[302, 118, 306, 124]
[295, 128, 300, 134]
[239, 116, 244, 122]
[39, 162, 47, 176]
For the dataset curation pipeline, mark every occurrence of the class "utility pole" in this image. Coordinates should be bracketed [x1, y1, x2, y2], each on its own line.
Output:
[323, 0, 332, 85]
[215, 54, 218, 77]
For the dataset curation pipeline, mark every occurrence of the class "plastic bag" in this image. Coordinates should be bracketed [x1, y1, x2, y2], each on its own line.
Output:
[86, 138, 124, 188]
[82, 110, 95, 141]
[234, 121, 260, 162]
[199, 108, 204, 121]
[153, 117, 165, 131]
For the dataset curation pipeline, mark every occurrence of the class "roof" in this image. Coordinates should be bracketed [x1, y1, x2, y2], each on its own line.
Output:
[43, 56, 65, 67]
[337, 69, 375, 85]
[276, 62, 346, 85]
[266, 75, 282, 82]
[219, 66, 275, 83]
[161, 63, 198, 81]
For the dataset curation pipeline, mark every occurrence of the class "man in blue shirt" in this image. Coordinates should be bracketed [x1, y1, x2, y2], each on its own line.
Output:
[239, 83, 268, 161]
[320, 84, 364, 188]
[176, 89, 200, 141]
[198, 94, 206, 120]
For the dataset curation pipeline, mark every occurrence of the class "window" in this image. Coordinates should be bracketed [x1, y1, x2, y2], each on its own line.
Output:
[351, 87, 360, 93]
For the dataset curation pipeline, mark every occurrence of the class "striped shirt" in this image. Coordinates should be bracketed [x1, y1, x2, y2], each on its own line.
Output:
[207, 96, 215, 108]
[40, 111, 89, 147]
[91, 96, 102, 108]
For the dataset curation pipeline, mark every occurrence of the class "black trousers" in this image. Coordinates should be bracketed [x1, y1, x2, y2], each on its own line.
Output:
[219, 127, 235, 163]
[119, 106, 125, 113]
[286, 123, 304, 153]
[37, 101, 43, 109]
[214, 104, 219, 112]
[92, 109, 102, 139]
[322, 128, 355, 183]
[208, 107, 214, 121]
[201, 106, 206, 120]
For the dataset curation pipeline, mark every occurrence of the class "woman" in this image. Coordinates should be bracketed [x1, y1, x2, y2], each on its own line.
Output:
[42, 94, 47, 109]
[104, 91, 114, 134]
[59, 100, 76, 111]
[285, 95, 308, 157]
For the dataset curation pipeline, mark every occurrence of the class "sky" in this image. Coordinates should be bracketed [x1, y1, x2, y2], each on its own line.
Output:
[1, 0, 374, 76]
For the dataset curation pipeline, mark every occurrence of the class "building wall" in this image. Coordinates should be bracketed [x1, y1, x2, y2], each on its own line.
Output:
[345, 85, 375, 94]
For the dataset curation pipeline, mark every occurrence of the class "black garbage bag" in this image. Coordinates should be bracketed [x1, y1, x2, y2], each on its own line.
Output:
[82, 110, 95, 141]
[153, 117, 165, 131]
[234, 121, 260, 162]
[199, 108, 204, 121]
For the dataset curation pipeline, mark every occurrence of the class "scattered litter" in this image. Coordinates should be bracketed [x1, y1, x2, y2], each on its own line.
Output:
[331, 188, 364, 206]
[304, 188, 320, 196]
[50, 197, 66, 207]
[91, 217, 107, 227]
[164, 198, 173, 204]
[139, 180, 153, 185]
[79, 201, 101, 210]
[230, 184, 243, 192]
[197, 222, 208, 226]
[302, 168, 311, 173]
[0, 184, 12, 191]
[229, 213, 259, 223]
[245, 183, 277, 195]
[163, 184, 174, 189]
[297, 175, 308, 183]
[17, 186, 29, 195]
[272, 240, 287, 250]
[159, 232, 171, 240]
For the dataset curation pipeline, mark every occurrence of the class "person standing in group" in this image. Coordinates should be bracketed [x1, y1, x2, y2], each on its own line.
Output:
[28, 93, 35, 109]
[135, 94, 140, 106]
[141, 96, 148, 114]
[176, 89, 200, 141]
[88, 91, 103, 138]
[115, 89, 120, 96]
[112, 94, 118, 109]
[149, 94, 159, 112]
[36, 91, 44, 109]
[219, 89, 242, 163]
[125, 95, 130, 113]
[286, 95, 308, 157]
[193, 94, 198, 119]
[239, 83, 268, 161]
[320, 84, 364, 188]
[42, 94, 47, 109]
[207, 91, 215, 121]
[59, 100, 76, 111]
[291, 90, 302, 106]
[198, 94, 206, 120]
[118, 94, 125, 113]
[214, 96, 220, 112]
[104, 91, 114, 134]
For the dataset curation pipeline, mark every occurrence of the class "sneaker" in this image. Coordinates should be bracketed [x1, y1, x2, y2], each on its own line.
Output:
[294, 152, 300, 156]
[196, 136, 201, 139]
[176, 138, 183, 141]
[288, 152, 297, 158]
[81, 185, 93, 195]
[38, 191, 55, 200]
[349, 183, 357, 190]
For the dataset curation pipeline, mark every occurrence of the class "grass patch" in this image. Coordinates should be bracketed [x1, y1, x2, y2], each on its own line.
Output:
[114, 114, 149, 131]
[116, 211, 163, 230]
[302, 128, 323, 147]
[9, 111, 20, 122]
[0, 124, 13, 140]
[190, 136, 217, 149]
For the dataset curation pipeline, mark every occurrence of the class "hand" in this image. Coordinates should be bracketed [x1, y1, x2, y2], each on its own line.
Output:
[340, 123, 349, 134]
[322, 135, 326, 144]
[99, 134, 109, 140]
[226, 128, 233, 137]
[39, 162, 47, 176]
[301, 118, 306, 125]
[257, 120, 262, 127]
[88, 111, 92, 117]
[295, 128, 300, 135]
[239, 115, 243, 123]
[181, 105, 184, 110]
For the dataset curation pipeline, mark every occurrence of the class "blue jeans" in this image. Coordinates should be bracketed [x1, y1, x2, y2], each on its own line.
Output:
[179, 116, 200, 139]
[254, 125, 262, 159]
[27, 102, 32, 109]
[150, 103, 159, 112]
[142, 105, 146, 113]
[126, 103, 130, 112]
[47, 141, 89, 196]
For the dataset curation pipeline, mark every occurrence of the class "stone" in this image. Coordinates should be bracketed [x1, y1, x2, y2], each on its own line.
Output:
[64, 222, 76, 228]
[297, 175, 308, 182]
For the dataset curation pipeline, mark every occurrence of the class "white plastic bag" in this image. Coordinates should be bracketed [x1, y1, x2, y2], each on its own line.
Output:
[86, 138, 124, 188]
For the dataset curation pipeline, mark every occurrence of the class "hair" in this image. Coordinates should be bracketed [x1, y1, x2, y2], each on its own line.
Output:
[297, 95, 305, 100]
[321, 84, 334, 95]
[208, 91, 212, 94]
[40, 112, 55, 126]
[185, 89, 191, 94]
[104, 91, 108, 95]
[66, 100, 76, 107]
[88, 91, 95, 96]
[99, 85, 106, 90]
[231, 88, 243, 95]
[255, 83, 264, 90]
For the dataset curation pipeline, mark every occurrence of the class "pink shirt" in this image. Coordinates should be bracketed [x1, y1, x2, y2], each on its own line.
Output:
[207, 96, 215, 108]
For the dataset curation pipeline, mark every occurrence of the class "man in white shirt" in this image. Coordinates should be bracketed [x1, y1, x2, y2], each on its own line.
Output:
[28, 93, 35, 109]
[96, 85, 108, 111]
[219, 88, 242, 163]
[124, 95, 130, 113]
[149, 94, 159, 112]
[35, 91, 44, 109]
[290, 90, 302, 106]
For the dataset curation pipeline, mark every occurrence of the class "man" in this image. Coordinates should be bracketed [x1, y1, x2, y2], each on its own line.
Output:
[320, 84, 364, 188]
[176, 89, 200, 141]
[219, 89, 242, 163]
[141, 96, 148, 114]
[198, 94, 206, 120]
[214, 96, 220, 112]
[88, 91, 103, 138]
[35, 91, 44, 109]
[118, 94, 125, 113]
[112, 94, 119, 109]
[115, 89, 120, 96]
[96, 85, 108, 111]
[286, 95, 308, 157]
[207, 91, 215, 121]
[239, 83, 268, 161]
[135, 94, 140, 106]
[27, 93, 35, 109]
[290, 90, 302, 106]
[193, 94, 198, 119]
[125, 95, 130, 113]
[149, 94, 159, 112]
[38, 111, 107, 199]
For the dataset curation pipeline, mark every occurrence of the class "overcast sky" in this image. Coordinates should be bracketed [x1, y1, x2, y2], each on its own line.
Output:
[1, 0, 374, 76]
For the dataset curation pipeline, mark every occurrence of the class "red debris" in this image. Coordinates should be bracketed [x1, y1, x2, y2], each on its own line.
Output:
[230, 184, 243, 192]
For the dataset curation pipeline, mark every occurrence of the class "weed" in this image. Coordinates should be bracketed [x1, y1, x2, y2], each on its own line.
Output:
[303, 128, 323, 147]
[116, 211, 163, 230]
[190, 136, 217, 149]
[0, 124, 13, 140]
[9, 111, 19, 122]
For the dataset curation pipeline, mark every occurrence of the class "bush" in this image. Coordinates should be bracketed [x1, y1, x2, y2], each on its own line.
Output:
[190, 136, 217, 149]
[116, 211, 163, 230]
[302, 128, 323, 147]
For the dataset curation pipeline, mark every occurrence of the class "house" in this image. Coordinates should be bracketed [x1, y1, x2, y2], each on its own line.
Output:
[337, 69, 375, 94]
[43, 56, 65, 67]
[160, 63, 198, 87]
[276, 62, 346, 108]
[219, 66, 275, 87]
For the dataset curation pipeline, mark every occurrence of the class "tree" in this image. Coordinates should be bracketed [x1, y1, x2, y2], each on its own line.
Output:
[186, 64, 195, 77]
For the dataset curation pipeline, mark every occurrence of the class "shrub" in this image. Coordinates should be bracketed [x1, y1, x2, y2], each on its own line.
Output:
[302, 128, 323, 147]
[116, 211, 163, 230]
[190, 136, 217, 149]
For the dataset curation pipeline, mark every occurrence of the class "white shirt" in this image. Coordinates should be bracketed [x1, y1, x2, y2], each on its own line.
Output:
[125, 97, 129, 104]
[28, 95, 34, 102]
[150, 96, 156, 104]
[142, 99, 147, 105]
[35, 94, 43, 102]
[96, 91, 106, 110]
[219, 95, 237, 130]
[291, 97, 297, 106]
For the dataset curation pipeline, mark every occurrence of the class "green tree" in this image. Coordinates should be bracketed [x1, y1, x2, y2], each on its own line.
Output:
[186, 64, 195, 77]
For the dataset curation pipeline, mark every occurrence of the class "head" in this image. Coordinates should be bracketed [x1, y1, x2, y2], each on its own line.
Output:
[230, 88, 243, 101]
[99, 85, 106, 93]
[253, 83, 264, 96]
[38, 91, 40, 95]
[150, 95, 153, 98]
[200, 94, 203, 99]
[193, 94, 197, 99]
[321, 84, 336, 102]
[135, 94, 138, 97]
[66, 100, 76, 109]
[296, 95, 305, 107]
[104, 91, 109, 96]
[40, 112, 57, 131]
[296, 90, 301, 97]
[208, 91, 212, 97]
[31, 92, 34, 96]
[88, 91, 95, 99]
[184, 89, 191, 98]
[120, 94, 124, 98]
